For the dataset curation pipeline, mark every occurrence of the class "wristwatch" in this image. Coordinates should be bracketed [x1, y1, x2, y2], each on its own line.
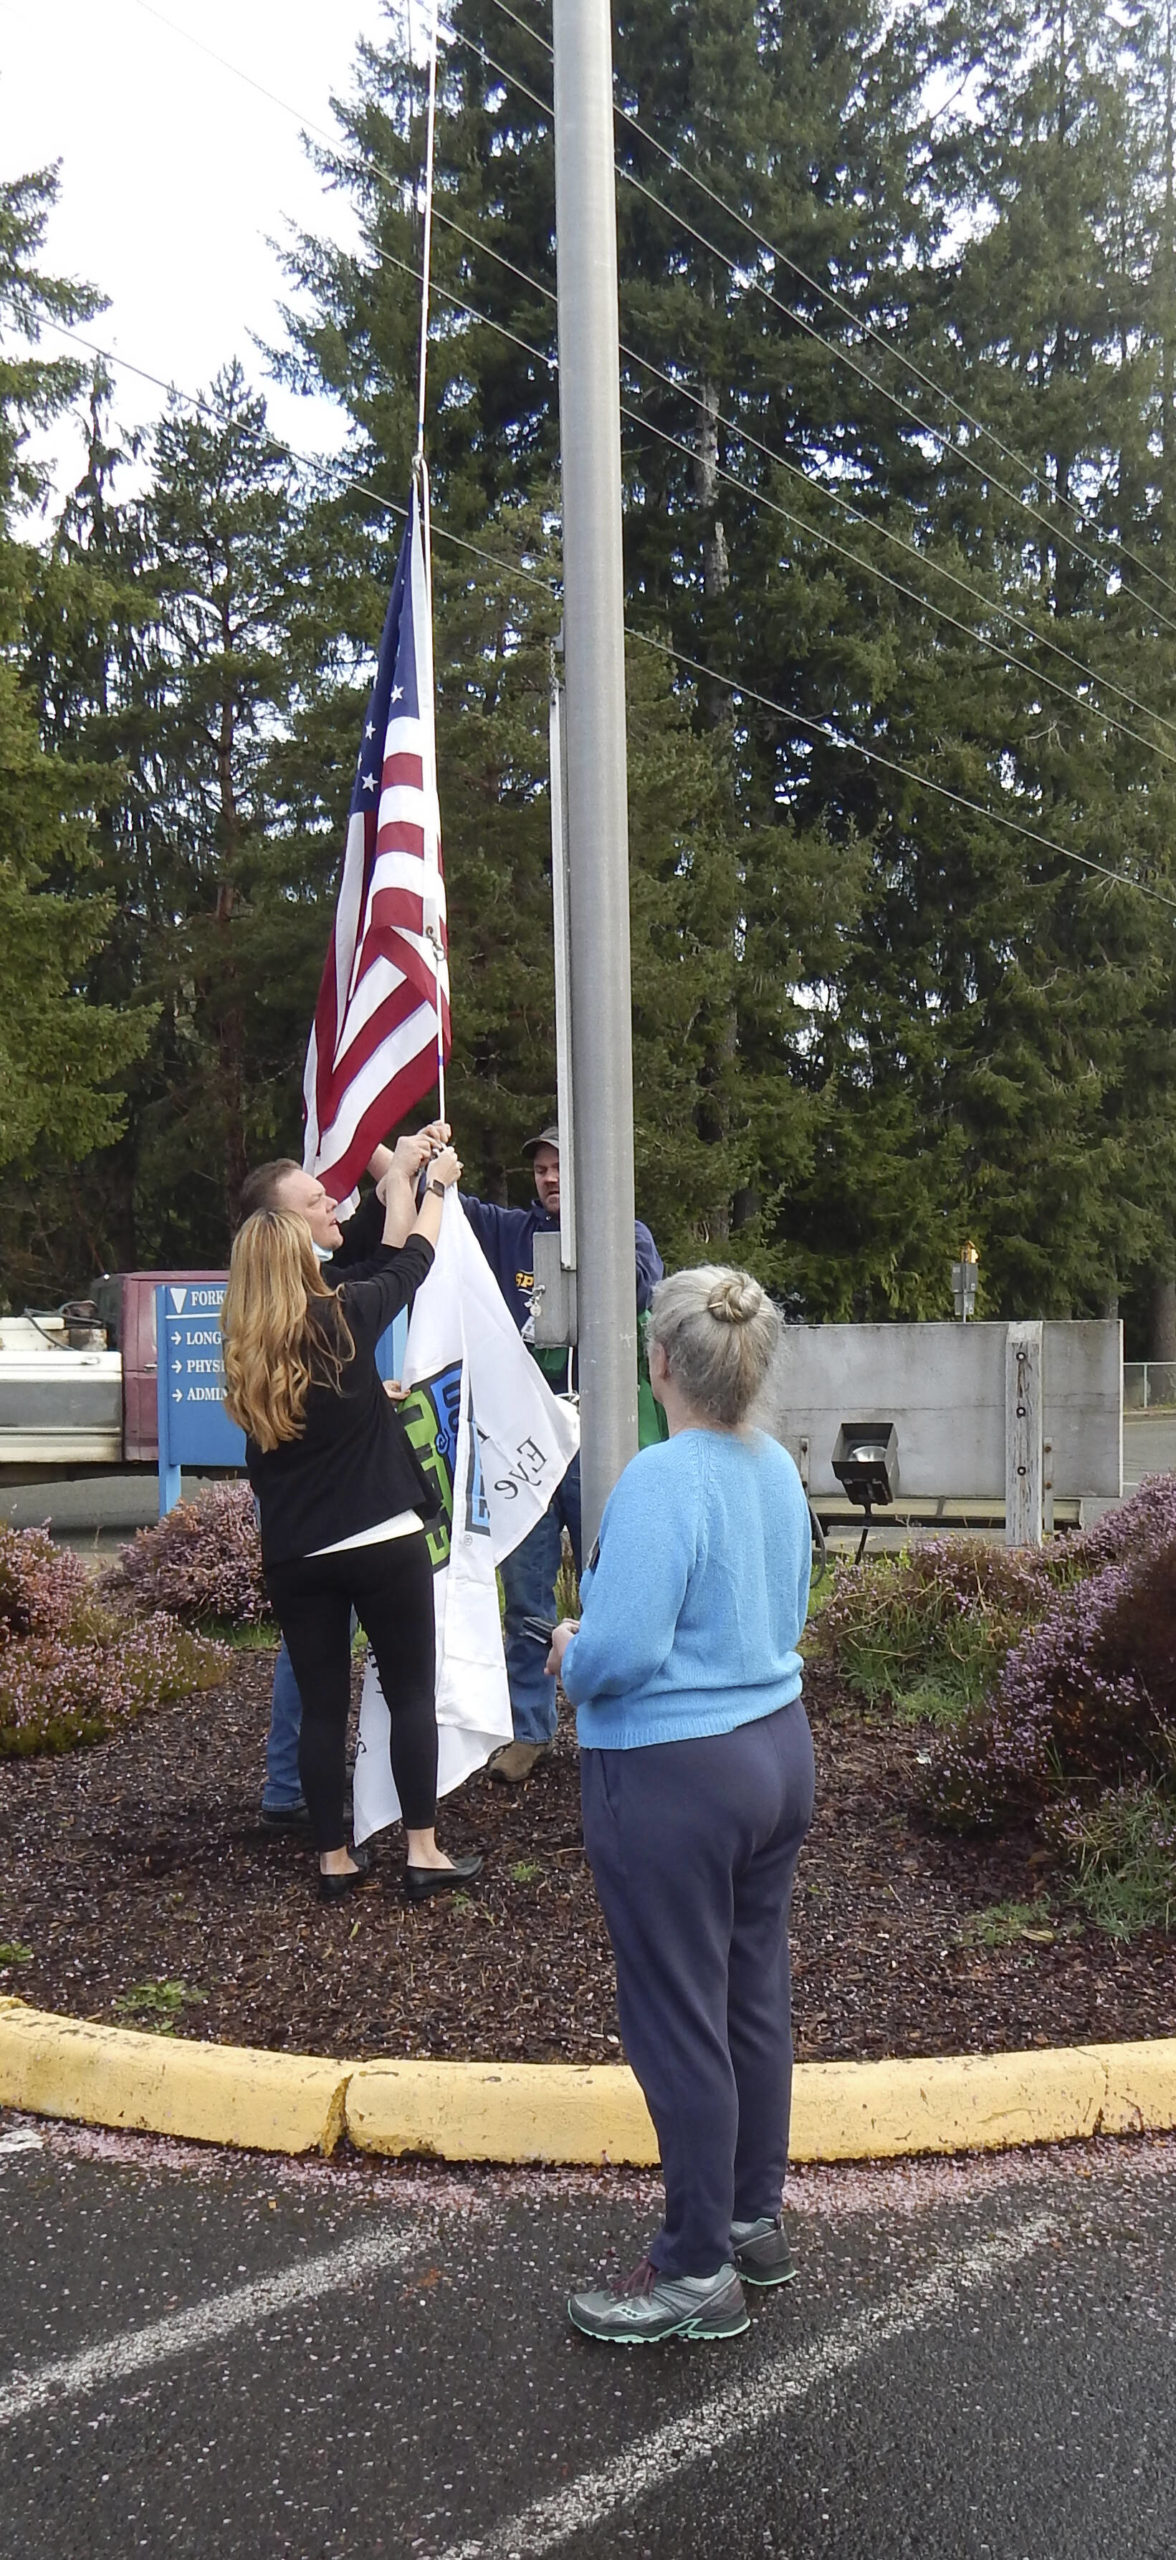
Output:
[427, 1178, 447, 1198]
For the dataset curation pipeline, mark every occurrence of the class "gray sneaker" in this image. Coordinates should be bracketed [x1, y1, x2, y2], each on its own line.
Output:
[730, 2215, 796, 2288]
[568, 2255, 750, 2345]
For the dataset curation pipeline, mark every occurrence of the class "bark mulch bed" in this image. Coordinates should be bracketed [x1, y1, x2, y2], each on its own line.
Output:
[0, 1648, 1172, 2062]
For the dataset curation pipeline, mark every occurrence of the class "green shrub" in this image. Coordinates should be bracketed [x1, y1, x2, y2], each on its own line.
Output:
[1042, 1780, 1176, 1938]
[813, 1539, 1057, 1721]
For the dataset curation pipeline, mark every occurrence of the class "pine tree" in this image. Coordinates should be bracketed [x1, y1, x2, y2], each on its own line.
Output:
[18, 363, 333, 1282]
[0, 170, 149, 1267]
[780, 0, 1176, 1317]
[272, 0, 959, 1252]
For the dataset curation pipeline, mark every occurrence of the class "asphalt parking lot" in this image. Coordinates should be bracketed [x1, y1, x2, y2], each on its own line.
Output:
[2, 2116, 1173, 2560]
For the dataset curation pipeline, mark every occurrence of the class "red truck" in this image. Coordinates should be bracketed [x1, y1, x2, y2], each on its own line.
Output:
[0, 1272, 228, 1476]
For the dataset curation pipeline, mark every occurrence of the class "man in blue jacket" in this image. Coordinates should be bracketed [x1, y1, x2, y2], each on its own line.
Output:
[462, 1124, 663, 1782]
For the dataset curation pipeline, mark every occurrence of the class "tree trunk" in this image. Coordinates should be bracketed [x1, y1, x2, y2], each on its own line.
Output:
[216, 656, 248, 1221]
[1149, 1275, 1176, 1363]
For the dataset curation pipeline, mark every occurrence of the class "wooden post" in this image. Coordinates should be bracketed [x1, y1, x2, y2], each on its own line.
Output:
[1005, 1321, 1044, 1546]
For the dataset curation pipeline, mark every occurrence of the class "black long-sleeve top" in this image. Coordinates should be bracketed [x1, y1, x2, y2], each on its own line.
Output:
[245, 1237, 437, 1569]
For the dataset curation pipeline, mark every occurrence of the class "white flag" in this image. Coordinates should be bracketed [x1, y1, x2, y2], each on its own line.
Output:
[352, 1193, 580, 1842]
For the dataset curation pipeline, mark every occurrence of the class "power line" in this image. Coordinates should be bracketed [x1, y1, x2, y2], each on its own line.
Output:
[425, 199, 1176, 762]
[448, 8, 1176, 659]
[77, 7, 1176, 861]
[411, 200, 1176, 765]
[624, 626, 1176, 914]
[125, 0, 1176, 753]
[618, 400, 1176, 773]
[32, 317, 558, 601]
[34, 327, 1176, 917]
[485, 0, 1176, 630]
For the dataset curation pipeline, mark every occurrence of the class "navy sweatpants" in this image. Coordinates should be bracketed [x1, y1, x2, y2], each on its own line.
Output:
[581, 1700, 815, 2279]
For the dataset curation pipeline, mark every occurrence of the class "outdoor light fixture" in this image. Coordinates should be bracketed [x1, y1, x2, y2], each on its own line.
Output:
[831, 1421, 900, 1511]
[951, 1239, 980, 1322]
[831, 1421, 899, 1561]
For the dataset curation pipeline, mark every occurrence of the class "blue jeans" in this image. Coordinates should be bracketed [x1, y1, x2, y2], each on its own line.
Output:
[499, 1454, 582, 1746]
[262, 1639, 305, 1811]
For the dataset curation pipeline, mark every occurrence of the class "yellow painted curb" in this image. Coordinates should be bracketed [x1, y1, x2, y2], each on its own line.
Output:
[788, 2048, 1109, 2160]
[346, 2059, 659, 2162]
[1091, 2040, 1176, 2137]
[0, 1998, 349, 2156]
[3, 1999, 1176, 2164]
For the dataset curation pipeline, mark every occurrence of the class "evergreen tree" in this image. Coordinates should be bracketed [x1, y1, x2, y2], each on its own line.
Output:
[17, 363, 334, 1283]
[273, 0, 953, 1250]
[0, 170, 149, 1271]
[782, 0, 1176, 1316]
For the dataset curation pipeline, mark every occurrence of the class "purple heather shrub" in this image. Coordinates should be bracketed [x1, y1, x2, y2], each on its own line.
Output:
[924, 1529, 1176, 1833]
[0, 1522, 88, 1649]
[105, 1484, 269, 1627]
[1063, 1473, 1176, 1575]
[0, 1608, 228, 1759]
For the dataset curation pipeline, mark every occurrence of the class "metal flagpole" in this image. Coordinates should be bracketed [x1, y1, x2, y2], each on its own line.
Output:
[414, 0, 446, 1122]
[415, 455, 446, 1126]
[547, 657, 576, 1272]
[552, 0, 639, 1546]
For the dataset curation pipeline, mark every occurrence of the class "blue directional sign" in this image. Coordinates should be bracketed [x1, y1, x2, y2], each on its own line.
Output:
[155, 1283, 409, 1516]
[155, 1283, 244, 1515]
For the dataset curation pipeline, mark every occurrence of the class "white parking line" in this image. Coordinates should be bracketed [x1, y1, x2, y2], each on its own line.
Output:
[0, 2225, 413, 2427]
[0, 2130, 43, 2160]
[436, 2214, 1057, 2560]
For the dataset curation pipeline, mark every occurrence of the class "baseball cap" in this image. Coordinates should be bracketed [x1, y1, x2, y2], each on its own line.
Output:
[522, 1123, 560, 1158]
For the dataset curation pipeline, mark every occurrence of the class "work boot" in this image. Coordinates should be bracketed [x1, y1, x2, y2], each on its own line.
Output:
[730, 2215, 796, 2288]
[260, 1799, 312, 1834]
[568, 2256, 749, 2346]
[487, 1740, 551, 1785]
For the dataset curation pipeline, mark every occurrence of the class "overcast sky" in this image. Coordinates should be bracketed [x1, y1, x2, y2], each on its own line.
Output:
[1, 0, 406, 507]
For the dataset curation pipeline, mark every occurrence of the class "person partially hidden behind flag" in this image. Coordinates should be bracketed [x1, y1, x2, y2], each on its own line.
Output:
[239, 1131, 437, 1832]
[222, 1140, 483, 1902]
[460, 1122, 663, 1784]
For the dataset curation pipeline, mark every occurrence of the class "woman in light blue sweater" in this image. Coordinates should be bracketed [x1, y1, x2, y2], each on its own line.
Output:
[548, 1264, 814, 2348]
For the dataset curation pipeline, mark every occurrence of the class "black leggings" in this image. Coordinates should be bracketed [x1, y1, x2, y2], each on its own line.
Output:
[265, 1534, 437, 1851]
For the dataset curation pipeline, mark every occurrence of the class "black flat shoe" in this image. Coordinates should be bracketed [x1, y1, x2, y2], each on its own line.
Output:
[404, 1852, 484, 1903]
[318, 1842, 376, 1902]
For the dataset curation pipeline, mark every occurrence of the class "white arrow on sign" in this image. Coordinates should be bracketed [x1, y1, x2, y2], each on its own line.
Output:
[172, 1360, 182, 1374]
[172, 1389, 183, 1403]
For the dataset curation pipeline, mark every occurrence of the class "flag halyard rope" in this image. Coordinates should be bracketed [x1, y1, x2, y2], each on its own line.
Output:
[414, 0, 447, 1122]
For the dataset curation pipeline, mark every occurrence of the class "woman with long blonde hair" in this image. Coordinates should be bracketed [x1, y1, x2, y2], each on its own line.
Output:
[223, 1142, 481, 1902]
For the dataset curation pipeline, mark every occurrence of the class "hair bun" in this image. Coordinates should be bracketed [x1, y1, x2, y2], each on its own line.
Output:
[706, 1270, 762, 1325]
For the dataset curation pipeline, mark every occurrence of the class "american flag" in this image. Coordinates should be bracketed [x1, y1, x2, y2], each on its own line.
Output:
[303, 480, 450, 1198]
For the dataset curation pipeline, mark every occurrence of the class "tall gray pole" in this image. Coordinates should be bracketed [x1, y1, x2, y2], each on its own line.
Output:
[552, 0, 639, 1548]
